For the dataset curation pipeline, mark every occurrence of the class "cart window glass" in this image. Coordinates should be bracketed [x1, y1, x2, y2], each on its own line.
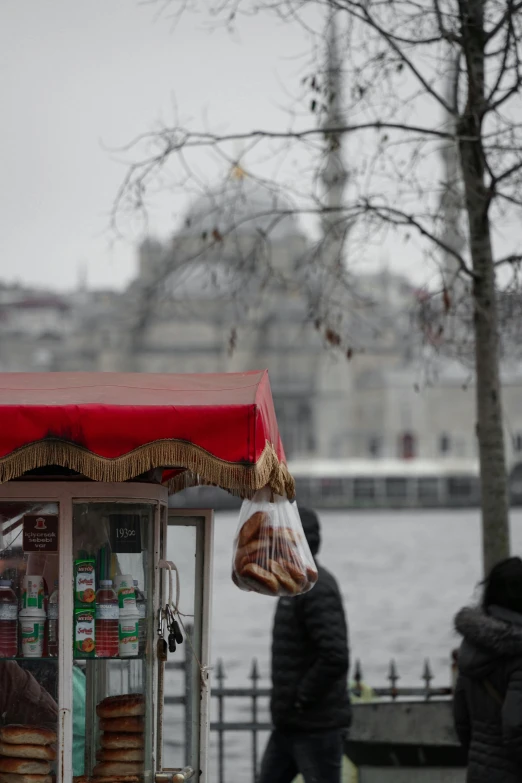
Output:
[0, 502, 59, 778]
[162, 513, 211, 777]
[72, 501, 156, 780]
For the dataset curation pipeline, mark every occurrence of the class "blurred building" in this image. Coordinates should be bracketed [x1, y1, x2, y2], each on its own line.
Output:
[0, 283, 73, 371]
[5, 236, 522, 470]
[0, 281, 119, 373]
[3, 182, 522, 470]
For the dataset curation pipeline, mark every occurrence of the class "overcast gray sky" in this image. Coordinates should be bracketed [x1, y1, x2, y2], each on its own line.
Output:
[1, 1, 326, 291]
[7, 2, 511, 294]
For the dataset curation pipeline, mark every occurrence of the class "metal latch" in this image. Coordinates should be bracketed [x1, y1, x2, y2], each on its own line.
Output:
[155, 768, 195, 782]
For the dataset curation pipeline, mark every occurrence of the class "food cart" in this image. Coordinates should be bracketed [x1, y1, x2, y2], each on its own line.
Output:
[0, 371, 294, 783]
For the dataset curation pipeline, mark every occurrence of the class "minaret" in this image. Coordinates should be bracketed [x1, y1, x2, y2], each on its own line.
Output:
[439, 54, 466, 284]
[321, 6, 348, 273]
[314, 7, 353, 463]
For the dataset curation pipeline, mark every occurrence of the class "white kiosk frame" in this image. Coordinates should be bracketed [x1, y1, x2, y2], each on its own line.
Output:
[0, 482, 213, 783]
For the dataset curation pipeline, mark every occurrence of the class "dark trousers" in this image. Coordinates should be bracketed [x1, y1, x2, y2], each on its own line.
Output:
[258, 728, 345, 783]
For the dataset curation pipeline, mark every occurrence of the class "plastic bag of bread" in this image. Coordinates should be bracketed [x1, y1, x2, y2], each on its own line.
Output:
[232, 489, 318, 596]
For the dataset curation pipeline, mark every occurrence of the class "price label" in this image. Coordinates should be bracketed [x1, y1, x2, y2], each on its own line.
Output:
[109, 514, 142, 554]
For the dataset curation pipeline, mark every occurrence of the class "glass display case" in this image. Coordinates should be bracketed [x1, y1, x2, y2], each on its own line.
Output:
[0, 483, 213, 783]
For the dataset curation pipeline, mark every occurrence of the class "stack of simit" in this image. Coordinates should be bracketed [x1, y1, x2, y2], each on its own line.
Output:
[90, 694, 145, 783]
[0, 725, 56, 783]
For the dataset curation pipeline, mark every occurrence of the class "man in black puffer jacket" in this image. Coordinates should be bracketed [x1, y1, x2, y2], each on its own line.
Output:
[454, 557, 522, 782]
[258, 507, 351, 783]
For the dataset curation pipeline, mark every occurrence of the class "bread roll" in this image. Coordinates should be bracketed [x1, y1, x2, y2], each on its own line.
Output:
[99, 718, 144, 734]
[100, 734, 144, 750]
[241, 563, 279, 594]
[0, 774, 52, 783]
[306, 566, 318, 584]
[0, 743, 56, 761]
[0, 759, 51, 775]
[268, 560, 299, 594]
[96, 749, 144, 762]
[0, 726, 57, 746]
[237, 512, 269, 547]
[92, 762, 144, 777]
[96, 695, 145, 719]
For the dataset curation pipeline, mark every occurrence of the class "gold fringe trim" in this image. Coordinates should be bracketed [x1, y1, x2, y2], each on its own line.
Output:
[0, 438, 295, 499]
[166, 453, 295, 500]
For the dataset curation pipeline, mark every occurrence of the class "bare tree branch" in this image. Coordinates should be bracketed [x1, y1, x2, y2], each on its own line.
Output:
[494, 253, 522, 268]
[111, 0, 522, 571]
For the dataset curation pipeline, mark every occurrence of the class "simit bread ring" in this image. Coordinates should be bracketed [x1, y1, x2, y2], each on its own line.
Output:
[0, 776, 53, 783]
[235, 539, 267, 562]
[241, 563, 279, 594]
[272, 527, 300, 547]
[99, 718, 144, 734]
[237, 512, 269, 547]
[96, 749, 145, 762]
[0, 760, 51, 775]
[92, 762, 144, 777]
[231, 570, 242, 588]
[0, 726, 57, 746]
[100, 734, 144, 750]
[96, 695, 145, 719]
[237, 549, 272, 574]
[278, 558, 307, 586]
[236, 528, 297, 564]
[268, 560, 299, 594]
[0, 743, 55, 761]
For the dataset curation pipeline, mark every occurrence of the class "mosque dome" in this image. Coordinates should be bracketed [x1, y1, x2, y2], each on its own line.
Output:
[180, 167, 303, 242]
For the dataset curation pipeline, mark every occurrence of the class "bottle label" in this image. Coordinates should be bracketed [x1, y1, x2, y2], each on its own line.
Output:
[74, 560, 96, 605]
[138, 604, 146, 619]
[96, 604, 119, 620]
[20, 620, 45, 656]
[118, 587, 136, 611]
[74, 609, 95, 657]
[22, 577, 44, 610]
[47, 605, 59, 620]
[118, 617, 139, 656]
[0, 605, 17, 621]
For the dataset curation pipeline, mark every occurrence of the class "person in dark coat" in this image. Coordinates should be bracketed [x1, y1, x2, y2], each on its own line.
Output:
[454, 556, 522, 782]
[0, 661, 57, 727]
[258, 507, 351, 783]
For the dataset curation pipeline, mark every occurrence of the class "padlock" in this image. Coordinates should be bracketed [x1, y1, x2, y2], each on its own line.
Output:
[173, 620, 183, 645]
[157, 637, 168, 662]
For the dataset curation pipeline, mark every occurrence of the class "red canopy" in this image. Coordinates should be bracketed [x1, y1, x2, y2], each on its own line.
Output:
[0, 371, 294, 498]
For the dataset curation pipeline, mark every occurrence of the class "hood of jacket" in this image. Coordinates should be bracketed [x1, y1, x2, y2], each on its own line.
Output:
[455, 604, 522, 680]
[298, 507, 321, 557]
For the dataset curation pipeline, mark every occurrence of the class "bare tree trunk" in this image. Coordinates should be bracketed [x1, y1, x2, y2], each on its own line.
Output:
[458, 0, 510, 576]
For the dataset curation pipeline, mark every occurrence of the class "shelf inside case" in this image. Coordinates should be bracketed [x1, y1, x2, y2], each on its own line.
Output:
[72, 501, 156, 780]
